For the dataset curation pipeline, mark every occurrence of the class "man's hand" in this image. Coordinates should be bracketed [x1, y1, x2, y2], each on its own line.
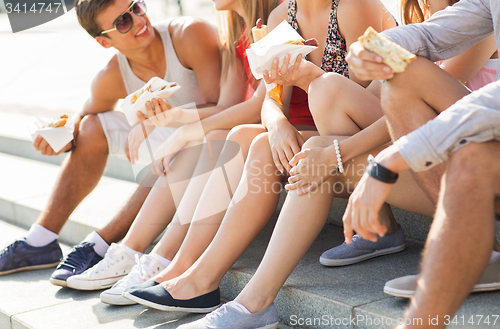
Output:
[343, 173, 393, 243]
[346, 41, 394, 81]
[33, 135, 73, 156]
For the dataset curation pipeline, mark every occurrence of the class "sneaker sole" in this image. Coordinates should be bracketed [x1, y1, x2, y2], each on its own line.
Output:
[49, 278, 68, 287]
[0, 262, 60, 276]
[67, 276, 125, 291]
[384, 281, 500, 298]
[319, 244, 406, 267]
[257, 323, 279, 329]
[122, 292, 220, 313]
[101, 292, 137, 306]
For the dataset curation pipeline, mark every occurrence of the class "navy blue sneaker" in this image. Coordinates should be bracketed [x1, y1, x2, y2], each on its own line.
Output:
[50, 241, 103, 287]
[122, 281, 221, 313]
[0, 239, 62, 276]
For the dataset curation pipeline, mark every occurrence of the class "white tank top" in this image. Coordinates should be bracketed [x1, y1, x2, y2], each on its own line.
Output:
[116, 18, 206, 107]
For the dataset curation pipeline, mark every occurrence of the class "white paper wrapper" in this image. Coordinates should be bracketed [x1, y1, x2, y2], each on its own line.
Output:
[122, 77, 181, 126]
[28, 117, 74, 153]
[246, 20, 318, 80]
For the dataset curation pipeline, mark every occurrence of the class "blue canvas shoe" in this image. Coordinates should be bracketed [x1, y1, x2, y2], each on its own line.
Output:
[50, 241, 103, 287]
[177, 302, 279, 329]
[320, 225, 406, 266]
[123, 282, 220, 313]
[0, 239, 62, 275]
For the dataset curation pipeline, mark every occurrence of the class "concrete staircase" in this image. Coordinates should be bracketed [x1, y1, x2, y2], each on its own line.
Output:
[1, 111, 500, 329]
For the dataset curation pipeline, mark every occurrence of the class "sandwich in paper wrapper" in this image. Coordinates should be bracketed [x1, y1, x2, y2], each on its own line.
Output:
[29, 115, 75, 153]
[122, 77, 181, 125]
[246, 20, 318, 105]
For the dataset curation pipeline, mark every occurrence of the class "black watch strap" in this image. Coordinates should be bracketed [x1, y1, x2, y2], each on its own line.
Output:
[366, 155, 399, 184]
[64, 139, 76, 153]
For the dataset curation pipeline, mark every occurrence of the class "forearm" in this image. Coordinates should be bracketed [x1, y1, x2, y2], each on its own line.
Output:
[261, 97, 288, 131]
[339, 117, 391, 162]
[395, 81, 500, 172]
[199, 97, 263, 134]
[381, 0, 493, 62]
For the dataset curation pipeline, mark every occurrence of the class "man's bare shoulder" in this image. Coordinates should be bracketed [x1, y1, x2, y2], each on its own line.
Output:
[91, 54, 128, 101]
[169, 17, 220, 69]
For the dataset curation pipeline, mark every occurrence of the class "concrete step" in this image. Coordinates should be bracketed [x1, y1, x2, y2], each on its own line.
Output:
[1, 216, 500, 329]
[0, 152, 138, 246]
[0, 111, 135, 183]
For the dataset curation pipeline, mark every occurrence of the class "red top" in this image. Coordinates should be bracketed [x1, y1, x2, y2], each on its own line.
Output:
[235, 32, 256, 101]
[288, 87, 315, 126]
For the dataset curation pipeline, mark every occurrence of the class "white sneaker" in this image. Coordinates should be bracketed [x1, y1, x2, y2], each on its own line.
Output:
[100, 254, 166, 305]
[66, 243, 138, 290]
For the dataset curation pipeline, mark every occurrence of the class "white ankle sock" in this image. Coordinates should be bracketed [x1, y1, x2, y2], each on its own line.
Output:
[150, 253, 171, 268]
[226, 301, 251, 314]
[83, 231, 109, 258]
[490, 250, 500, 261]
[25, 224, 58, 247]
[120, 243, 143, 259]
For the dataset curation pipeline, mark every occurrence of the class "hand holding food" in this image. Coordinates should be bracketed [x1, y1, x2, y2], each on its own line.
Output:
[122, 77, 180, 125]
[30, 114, 74, 154]
[246, 20, 318, 105]
[358, 27, 416, 73]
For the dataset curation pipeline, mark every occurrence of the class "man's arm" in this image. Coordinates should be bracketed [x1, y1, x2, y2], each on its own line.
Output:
[381, 0, 494, 62]
[33, 57, 126, 155]
[394, 80, 500, 172]
[172, 18, 222, 118]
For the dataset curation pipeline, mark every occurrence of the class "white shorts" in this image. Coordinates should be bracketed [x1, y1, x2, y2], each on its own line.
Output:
[97, 111, 175, 160]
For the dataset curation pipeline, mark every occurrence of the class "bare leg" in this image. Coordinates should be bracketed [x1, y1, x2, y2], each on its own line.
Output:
[399, 142, 500, 329]
[382, 58, 470, 204]
[234, 138, 435, 312]
[121, 130, 229, 255]
[153, 125, 269, 280]
[156, 129, 318, 300]
[36, 115, 113, 234]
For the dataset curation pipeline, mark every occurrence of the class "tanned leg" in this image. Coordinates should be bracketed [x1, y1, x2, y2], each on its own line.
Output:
[382, 57, 470, 204]
[36, 115, 112, 234]
[398, 142, 500, 329]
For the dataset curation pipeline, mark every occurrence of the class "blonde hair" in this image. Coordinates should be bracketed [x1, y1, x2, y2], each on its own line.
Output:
[216, 0, 280, 82]
[400, 0, 459, 25]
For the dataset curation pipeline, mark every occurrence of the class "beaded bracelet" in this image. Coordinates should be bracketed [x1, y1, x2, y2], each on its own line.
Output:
[333, 140, 344, 173]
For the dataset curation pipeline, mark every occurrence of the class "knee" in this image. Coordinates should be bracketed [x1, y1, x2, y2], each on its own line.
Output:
[227, 125, 259, 144]
[309, 73, 345, 118]
[77, 114, 108, 149]
[247, 132, 271, 161]
[447, 143, 493, 186]
[205, 129, 228, 142]
[301, 136, 328, 150]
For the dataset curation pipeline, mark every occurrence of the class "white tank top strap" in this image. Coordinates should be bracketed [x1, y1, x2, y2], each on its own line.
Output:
[117, 18, 205, 107]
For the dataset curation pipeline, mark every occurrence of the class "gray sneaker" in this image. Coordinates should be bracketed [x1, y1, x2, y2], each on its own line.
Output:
[384, 255, 500, 298]
[177, 302, 279, 329]
[320, 225, 405, 266]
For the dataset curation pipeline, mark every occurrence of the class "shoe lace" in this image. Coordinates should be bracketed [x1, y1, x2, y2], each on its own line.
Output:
[58, 242, 95, 271]
[206, 304, 229, 322]
[0, 240, 22, 257]
[92, 244, 121, 276]
[114, 254, 153, 288]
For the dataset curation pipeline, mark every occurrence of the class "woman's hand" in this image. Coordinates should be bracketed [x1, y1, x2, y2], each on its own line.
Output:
[268, 119, 305, 174]
[342, 172, 393, 243]
[262, 54, 321, 91]
[346, 41, 394, 81]
[126, 121, 156, 164]
[152, 123, 204, 175]
[144, 98, 175, 127]
[286, 145, 337, 195]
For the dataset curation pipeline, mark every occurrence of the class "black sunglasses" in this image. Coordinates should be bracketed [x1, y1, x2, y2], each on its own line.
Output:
[100, 0, 147, 35]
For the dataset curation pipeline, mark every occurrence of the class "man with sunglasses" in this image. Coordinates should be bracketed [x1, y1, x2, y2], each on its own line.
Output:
[0, 0, 223, 285]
